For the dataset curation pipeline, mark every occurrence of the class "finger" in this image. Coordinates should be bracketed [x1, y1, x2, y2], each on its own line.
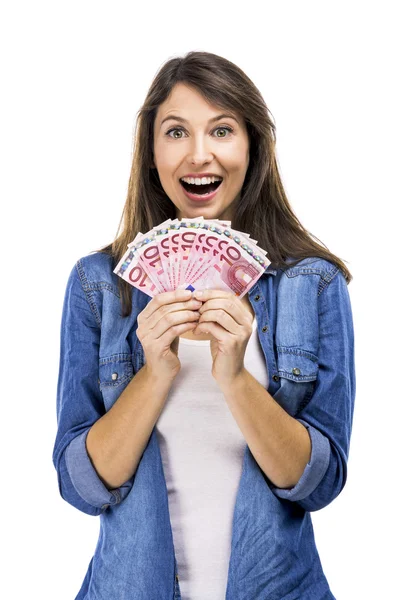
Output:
[193, 289, 234, 301]
[158, 317, 200, 343]
[198, 309, 243, 336]
[199, 298, 252, 327]
[141, 289, 193, 320]
[194, 320, 222, 338]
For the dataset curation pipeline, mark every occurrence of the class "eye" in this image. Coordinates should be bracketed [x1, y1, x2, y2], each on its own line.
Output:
[165, 125, 234, 139]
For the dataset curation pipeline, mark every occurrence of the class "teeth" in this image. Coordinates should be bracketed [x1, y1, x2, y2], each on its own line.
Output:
[180, 176, 223, 185]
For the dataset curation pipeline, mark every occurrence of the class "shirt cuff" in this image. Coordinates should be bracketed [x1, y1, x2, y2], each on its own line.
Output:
[65, 429, 124, 508]
[269, 419, 330, 501]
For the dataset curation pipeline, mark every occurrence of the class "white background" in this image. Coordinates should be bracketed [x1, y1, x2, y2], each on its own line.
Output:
[2, 1, 398, 598]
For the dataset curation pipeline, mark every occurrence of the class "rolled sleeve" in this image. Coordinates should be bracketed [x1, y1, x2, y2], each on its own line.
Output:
[52, 261, 134, 515]
[270, 419, 330, 501]
[66, 430, 122, 508]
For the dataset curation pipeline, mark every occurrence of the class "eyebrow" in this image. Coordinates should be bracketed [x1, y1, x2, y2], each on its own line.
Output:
[160, 113, 239, 127]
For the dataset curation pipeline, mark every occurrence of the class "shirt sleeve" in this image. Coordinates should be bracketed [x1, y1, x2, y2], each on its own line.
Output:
[269, 269, 356, 512]
[52, 261, 135, 516]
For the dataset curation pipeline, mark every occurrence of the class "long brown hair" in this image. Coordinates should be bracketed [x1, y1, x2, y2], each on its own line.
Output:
[95, 50, 353, 318]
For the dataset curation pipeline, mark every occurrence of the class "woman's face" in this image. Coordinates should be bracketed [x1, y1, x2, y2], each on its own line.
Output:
[153, 82, 250, 221]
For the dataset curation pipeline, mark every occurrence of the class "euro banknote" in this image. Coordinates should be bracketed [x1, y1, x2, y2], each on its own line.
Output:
[113, 216, 270, 299]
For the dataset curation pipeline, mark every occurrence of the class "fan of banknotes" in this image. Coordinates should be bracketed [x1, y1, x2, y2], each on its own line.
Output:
[113, 217, 270, 299]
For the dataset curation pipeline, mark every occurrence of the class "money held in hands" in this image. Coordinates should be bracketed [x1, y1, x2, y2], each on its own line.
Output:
[113, 216, 271, 299]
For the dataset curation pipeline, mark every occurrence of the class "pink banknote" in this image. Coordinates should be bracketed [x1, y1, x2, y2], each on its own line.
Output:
[113, 217, 270, 298]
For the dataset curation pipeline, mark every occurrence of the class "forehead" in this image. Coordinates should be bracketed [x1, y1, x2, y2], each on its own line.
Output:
[155, 82, 243, 126]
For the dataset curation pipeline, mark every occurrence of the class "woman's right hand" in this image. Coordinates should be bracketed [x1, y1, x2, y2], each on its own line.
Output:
[136, 289, 203, 380]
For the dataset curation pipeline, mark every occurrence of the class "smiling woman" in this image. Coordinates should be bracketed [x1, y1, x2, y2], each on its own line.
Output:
[53, 50, 355, 600]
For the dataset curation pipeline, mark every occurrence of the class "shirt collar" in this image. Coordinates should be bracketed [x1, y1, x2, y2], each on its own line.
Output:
[263, 265, 278, 275]
[262, 255, 299, 276]
[263, 262, 278, 276]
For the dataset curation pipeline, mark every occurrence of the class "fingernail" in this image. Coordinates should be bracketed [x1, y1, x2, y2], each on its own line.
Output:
[194, 290, 203, 298]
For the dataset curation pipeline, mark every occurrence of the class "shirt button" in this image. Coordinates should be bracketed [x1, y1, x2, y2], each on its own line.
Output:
[101, 503, 110, 510]
[176, 574, 179, 581]
[262, 325, 268, 332]
[292, 367, 301, 375]
[111, 372, 118, 380]
[273, 375, 280, 382]
[254, 295, 260, 301]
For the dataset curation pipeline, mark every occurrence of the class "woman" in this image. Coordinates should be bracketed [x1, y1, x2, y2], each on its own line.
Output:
[52, 51, 355, 599]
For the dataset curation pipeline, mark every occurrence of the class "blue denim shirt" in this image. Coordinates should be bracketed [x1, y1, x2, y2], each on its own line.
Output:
[52, 251, 356, 599]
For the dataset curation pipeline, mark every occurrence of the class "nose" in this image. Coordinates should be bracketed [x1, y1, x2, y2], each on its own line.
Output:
[186, 135, 214, 165]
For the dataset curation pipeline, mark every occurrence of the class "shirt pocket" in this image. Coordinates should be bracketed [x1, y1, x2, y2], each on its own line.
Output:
[273, 346, 318, 417]
[98, 353, 134, 411]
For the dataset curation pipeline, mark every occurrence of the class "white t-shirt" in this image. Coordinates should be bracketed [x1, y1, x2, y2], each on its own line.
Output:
[155, 315, 269, 599]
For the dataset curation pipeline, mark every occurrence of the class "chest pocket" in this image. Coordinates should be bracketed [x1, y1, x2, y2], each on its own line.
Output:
[273, 346, 318, 417]
[98, 354, 134, 411]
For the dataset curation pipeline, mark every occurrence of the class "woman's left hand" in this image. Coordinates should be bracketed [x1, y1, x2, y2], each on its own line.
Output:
[192, 289, 254, 386]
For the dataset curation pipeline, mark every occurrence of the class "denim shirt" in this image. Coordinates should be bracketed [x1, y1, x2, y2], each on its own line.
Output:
[52, 251, 356, 600]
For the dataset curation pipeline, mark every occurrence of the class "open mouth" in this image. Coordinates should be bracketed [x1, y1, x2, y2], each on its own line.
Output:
[179, 179, 223, 196]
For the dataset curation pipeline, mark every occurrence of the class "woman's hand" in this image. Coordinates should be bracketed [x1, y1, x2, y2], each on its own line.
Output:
[136, 289, 202, 381]
[192, 290, 253, 386]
